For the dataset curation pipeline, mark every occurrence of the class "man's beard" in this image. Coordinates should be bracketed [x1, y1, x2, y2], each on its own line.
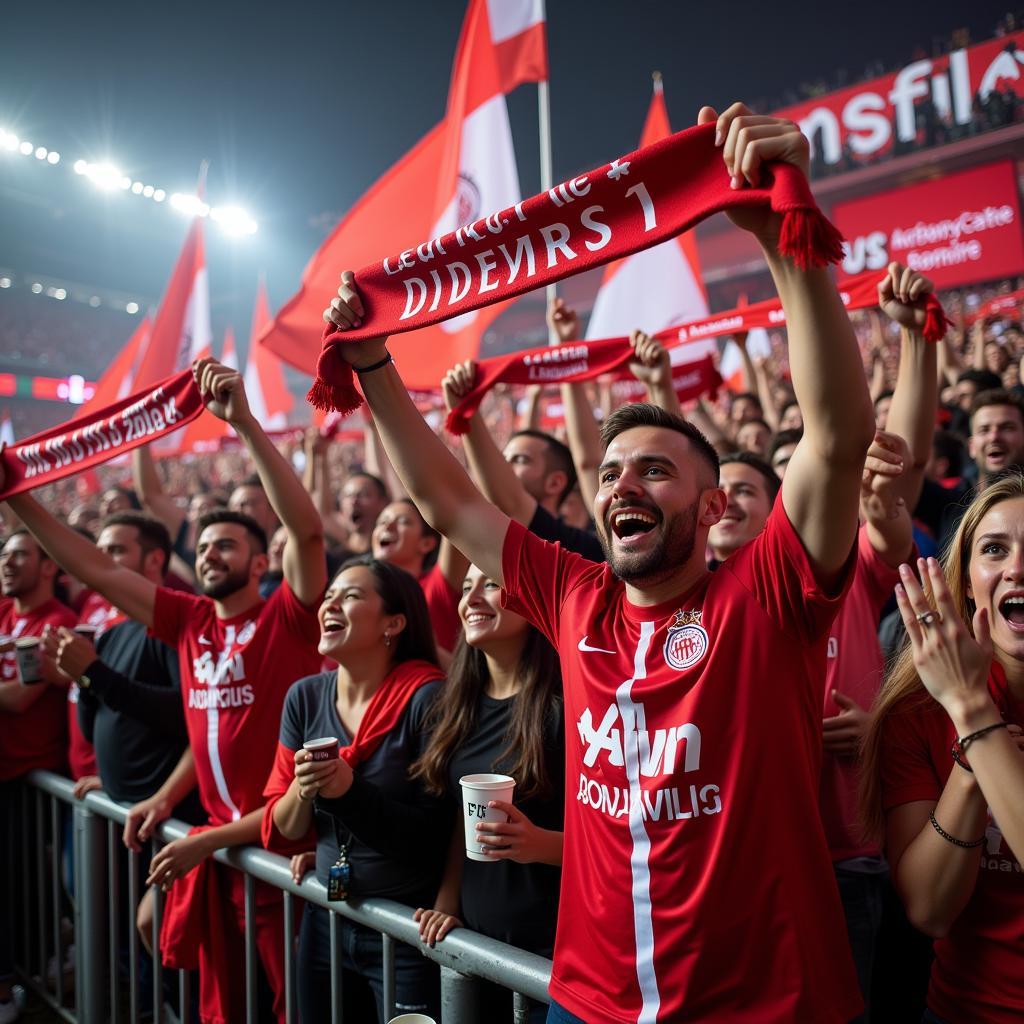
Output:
[598, 503, 699, 585]
[200, 565, 251, 600]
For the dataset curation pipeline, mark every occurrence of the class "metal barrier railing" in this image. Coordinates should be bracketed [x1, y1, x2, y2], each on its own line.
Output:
[12, 770, 552, 1024]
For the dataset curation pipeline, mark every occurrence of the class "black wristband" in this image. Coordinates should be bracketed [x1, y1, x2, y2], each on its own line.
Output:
[929, 811, 985, 849]
[959, 721, 1008, 756]
[353, 354, 393, 375]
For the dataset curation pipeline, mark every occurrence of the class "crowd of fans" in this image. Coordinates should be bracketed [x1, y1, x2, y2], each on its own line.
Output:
[1, 110, 1022, 1024]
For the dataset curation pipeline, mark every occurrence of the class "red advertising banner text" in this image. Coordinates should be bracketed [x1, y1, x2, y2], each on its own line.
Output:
[776, 31, 1024, 169]
[831, 161, 1024, 289]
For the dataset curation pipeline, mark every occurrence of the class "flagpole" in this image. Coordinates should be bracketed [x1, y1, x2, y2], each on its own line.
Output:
[537, 0, 557, 344]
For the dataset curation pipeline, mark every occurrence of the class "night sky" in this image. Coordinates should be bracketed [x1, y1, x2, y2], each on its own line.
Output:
[0, 0, 1013, 359]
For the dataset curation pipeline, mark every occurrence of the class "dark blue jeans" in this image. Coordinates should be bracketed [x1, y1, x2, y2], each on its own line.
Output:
[297, 904, 439, 1024]
[547, 999, 588, 1023]
[834, 865, 885, 1023]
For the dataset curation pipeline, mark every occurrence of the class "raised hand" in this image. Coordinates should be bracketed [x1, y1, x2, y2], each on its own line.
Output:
[322, 271, 389, 367]
[877, 262, 936, 331]
[628, 330, 671, 386]
[547, 298, 580, 344]
[441, 361, 478, 413]
[193, 357, 252, 426]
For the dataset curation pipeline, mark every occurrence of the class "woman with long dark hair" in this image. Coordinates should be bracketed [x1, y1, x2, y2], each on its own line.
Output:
[862, 474, 1024, 1024]
[413, 564, 564, 1023]
[262, 556, 449, 1024]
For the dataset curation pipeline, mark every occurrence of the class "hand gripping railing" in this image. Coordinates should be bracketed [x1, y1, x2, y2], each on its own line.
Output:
[13, 770, 552, 1023]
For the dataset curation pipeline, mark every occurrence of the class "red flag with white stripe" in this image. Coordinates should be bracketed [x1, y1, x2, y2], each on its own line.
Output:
[258, 0, 547, 390]
[131, 217, 211, 389]
[244, 281, 292, 430]
[585, 76, 709, 340]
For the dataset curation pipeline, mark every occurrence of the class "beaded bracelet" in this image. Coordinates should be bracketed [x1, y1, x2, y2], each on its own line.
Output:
[950, 721, 1009, 771]
[929, 811, 985, 849]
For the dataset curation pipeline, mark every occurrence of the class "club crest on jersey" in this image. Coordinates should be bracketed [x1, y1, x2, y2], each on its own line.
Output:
[663, 609, 708, 671]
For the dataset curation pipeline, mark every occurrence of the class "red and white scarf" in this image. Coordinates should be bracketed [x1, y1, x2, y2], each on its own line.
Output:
[0, 369, 203, 500]
[309, 121, 847, 414]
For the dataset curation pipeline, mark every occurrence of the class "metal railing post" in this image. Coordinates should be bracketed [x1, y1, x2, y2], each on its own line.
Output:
[440, 965, 479, 1024]
[74, 802, 109, 1023]
[244, 872, 258, 1024]
[381, 933, 396, 1022]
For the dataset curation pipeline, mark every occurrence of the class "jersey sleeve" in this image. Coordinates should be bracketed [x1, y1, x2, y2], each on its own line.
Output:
[878, 700, 946, 811]
[268, 579, 322, 645]
[501, 519, 605, 647]
[725, 501, 856, 646]
[419, 567, 461, 653]
[150, 587, 204, 647]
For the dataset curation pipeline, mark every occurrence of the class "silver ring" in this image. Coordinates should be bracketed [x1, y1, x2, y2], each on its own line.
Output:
[916, 611, 939, 626]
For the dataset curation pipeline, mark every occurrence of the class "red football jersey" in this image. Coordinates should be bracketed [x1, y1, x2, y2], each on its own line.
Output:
[879, 667, 1024, 1023]
[419, 564, 461, 653]
[78, 591, 127, 640]
[820, 525, 901, 860]
[151, 582, 322, 826]
[0, 597, 77, 781]
[502, 502, 862, 1023]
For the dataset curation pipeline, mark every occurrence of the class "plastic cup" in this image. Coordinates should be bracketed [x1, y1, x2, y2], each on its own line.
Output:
[15, 637, 42, 684]
[387, 1016, 436, 1024]
[459, 773, 515, 862]
[303, 737, 339, 762]
[74, 625, 97, 640]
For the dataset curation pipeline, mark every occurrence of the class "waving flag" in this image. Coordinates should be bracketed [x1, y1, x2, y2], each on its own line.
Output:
[78, 314, 151, 418]
[585, 75, 708, 340]
[244, 281, 292, 430]
[259, 0, 547, 390]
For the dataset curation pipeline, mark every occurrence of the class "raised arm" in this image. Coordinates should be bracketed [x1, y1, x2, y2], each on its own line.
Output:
[549, 298, 602, 509]
[860, 431, 915, 569]
[132, 446, 186, 539]
[707, 103, 874, 587]
[4, 490, 156, 626]
[441, 361, 537, 530]
[194, 358, 326, 606]
[323, 276, 509, 586]
[628, 329, 683, 417]
[878, 263, 939, 514]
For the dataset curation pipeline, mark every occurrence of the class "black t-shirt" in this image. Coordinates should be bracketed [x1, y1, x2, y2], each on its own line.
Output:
[280, 671, 449, 907]
[79, 620, 196, 810]
[528, 503, 605, 563]
[446, 690, 564, 956]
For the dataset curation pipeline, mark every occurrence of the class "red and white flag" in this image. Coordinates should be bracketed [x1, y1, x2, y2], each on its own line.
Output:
[244, 281, 292, 430]
[78, 314, 151, 418]
[585, 77, 709, 342]
[258, 0, 547, 390]
[131, 217, 212, 389]
[170, 324, 233, 454]
[220, 327, 239, 370]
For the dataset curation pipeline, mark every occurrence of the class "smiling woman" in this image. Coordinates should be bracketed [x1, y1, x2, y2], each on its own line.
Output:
[861, 473, 1024, 1024]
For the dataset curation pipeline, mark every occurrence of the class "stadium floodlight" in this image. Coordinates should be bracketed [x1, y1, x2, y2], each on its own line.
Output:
[34, 147, 47, 160]
[210, 205, 258, 236]
[4, 134, 18, 152]
[131, 181, 143, 194]
[86, 162, 124, 190]
[142, 184, 154, 197]
[31, 282, 42, 294]
[153, 189, 166, 202]
[88, 296, 101, 307]
[19, 141, 33, 155]
[0, 278, 11, 289]
[47, 151, 59, 164]
[54, 288, 67, 300]
[73, 159, 87, 174]
[170, 192, 207, 217]
[119, 176, 131, 190]
[125, 301, 139, 314]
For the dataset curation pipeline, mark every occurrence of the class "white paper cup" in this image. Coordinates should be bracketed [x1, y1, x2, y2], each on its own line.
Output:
[15, 637, 42, 684]
[74, 625, 98, 640]
[386, 1015, 436, 1024]
[303, 737, 339, 762]
[459, 773, 515, 862]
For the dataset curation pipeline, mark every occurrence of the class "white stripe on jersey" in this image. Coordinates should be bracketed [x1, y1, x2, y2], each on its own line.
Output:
[614, 620, 660, 1024]
[206, 625, 241, 822]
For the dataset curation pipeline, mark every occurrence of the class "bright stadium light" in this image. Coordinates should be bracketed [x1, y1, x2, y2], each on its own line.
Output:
[131, 181, 143, 194]
[73, 158, 87, 174]
[170, 192, 207, 217]
[54, 288, 67, 300]
[0, 278, 11, 289]
[34, 146, 47, 160]
[88, 296, 101, 307]
[153, 189, 166, 202]
[47, 151, 59, 164]
[19, 141, 33, 156]
[142, 184, 154, 197]
[86, 162, 124, 190]
[119, 176, 131, 190]
[125, 301, 139, 314]
[210, 205, 258, 235]
[31, 282, 42, 294]
[4, 134, 19, 152]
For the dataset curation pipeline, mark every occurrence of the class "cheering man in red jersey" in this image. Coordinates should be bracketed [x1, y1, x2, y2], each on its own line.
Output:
[2, 359, 327, 1024]
[322, 105, 872, 1024]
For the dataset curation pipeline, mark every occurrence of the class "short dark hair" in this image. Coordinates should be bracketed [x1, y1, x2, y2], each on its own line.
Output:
[737, 418, 772, 435]
[957, 369, 1002, 392]
[720, 451, 781, 504]
[1, 527, 50, 559]
[931, 429, 965, 478]
[101, 511, 172, 572]
[510, 429, 578, 505]
[779, 398, 800, 420]
[732, 391, 762, 410]
[768, 428, 803, 463]
[600, 403, 720, 485]
[969, 388, 1024, 430]
[336, 556, 438, 667]
[347, 472, 390, 503]
[102, 485, 141, 510]
[393, 498, 440, 568]
[196, 509, 268, 555]
[238, 473, 264, 491]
